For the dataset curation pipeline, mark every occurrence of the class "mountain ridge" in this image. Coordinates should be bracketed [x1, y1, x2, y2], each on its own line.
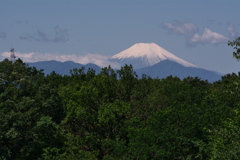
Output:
[28, 60, 102, 75]
[26, 42, 222, 82]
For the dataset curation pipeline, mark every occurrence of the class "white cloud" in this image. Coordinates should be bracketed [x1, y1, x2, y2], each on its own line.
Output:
[163, 21, 232, 47]
[0, 52, 120, 69]
[190, 28, 228, 44]
[163, 22, 197, 34]
[227, 23, 237, 38]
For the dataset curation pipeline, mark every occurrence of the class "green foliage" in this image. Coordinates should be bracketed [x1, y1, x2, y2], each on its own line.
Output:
[228, 37, 240, 60]
[0, 59, 63, 159]
[207, 117, 240, 160]
[1, 58, 240, 159]
[59, 66, 133, 159]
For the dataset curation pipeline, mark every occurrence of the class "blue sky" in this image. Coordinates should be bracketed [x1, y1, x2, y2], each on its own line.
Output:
[0, 0, 239, 74]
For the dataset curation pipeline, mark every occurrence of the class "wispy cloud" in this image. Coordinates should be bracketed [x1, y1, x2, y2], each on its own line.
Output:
[0, 32, 7, 39]
[227, 23, 238, 39]
[19, 26, 69, 43]
[53, 26, 69, 43]
[0, 52, 120, 69]
[163, 22, 197, 35]
[189, 28, 228, 44]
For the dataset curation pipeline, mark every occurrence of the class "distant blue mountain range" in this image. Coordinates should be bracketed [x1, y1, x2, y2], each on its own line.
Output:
[27, 60, 222, 82]
[28, 60, 102, 75]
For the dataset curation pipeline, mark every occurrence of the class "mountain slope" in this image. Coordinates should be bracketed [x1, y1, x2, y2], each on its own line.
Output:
[110, 43, 197, 69]
[136, 60, 222, 82]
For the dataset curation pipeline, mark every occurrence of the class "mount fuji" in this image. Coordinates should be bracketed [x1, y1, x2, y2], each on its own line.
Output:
[110, 43, 222, 82]
[110, 43, 197, 69]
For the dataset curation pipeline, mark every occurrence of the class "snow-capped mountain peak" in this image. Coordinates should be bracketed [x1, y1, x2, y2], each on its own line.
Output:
[110, 43, 197, 69]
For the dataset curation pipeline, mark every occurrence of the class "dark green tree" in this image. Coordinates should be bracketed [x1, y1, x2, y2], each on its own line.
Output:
[59, 67, 133, 159]
[228, 37, 240, 60]
[0, 59, 62, 159]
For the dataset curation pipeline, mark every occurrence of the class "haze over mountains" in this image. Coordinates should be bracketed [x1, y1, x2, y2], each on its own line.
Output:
[28, 43, 222, 82]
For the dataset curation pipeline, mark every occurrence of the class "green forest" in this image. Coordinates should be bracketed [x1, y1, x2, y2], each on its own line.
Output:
[1, 39, 240, 159]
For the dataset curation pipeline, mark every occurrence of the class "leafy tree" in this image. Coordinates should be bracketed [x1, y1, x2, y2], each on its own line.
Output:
[207, 116, 240, 160]
[228, 37, 240, 60]
[59, 67, 133, 159]
[117, 64, 138, 102]
[0, 59, 62, 159]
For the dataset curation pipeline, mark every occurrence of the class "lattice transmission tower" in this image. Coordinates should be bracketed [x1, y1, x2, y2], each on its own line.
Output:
[10, 48, 16, 63]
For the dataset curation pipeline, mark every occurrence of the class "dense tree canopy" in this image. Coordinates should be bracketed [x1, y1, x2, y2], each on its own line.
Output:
[1, 58, 240, 159]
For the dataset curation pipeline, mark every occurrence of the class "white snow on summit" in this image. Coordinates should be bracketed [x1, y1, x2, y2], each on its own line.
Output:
[111, 43, 197, 68]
